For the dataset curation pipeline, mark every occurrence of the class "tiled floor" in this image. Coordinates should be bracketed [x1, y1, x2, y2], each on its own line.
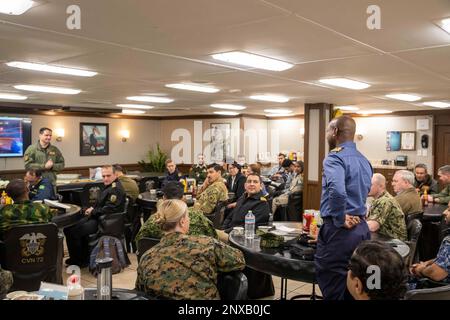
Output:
[63, 248, 321, 299]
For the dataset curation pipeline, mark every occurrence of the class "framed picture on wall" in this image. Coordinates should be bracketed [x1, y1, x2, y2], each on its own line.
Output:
[386, 131, 401, 151]
[80, 123, 109, 156]
[401, 131, 416, 151]
[210, 123, 231, 163]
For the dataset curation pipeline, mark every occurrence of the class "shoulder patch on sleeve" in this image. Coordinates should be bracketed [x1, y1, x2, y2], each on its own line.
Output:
[24, 155, 29, 161]
[260, 197, 267, 202]
[112, 182, 116, 188]
[39, 185, 46, 190]
[110, 194, 117, 203]
[331, 147, 344, 153]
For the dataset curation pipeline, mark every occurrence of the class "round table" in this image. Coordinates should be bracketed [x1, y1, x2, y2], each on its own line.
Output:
[84, 288, 148, 300]
[51, 204, 82, 229]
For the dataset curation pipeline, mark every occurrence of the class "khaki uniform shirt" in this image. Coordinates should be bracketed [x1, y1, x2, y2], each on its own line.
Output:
[395, 187, 422, 216]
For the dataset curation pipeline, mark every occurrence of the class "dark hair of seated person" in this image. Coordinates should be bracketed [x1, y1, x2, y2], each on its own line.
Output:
[206, 163, 222, 173]
[5, 179, 28, 201]
[162, 181, 184, 200]
[348, 240, 407, 300]
[26, 168, 43, 178]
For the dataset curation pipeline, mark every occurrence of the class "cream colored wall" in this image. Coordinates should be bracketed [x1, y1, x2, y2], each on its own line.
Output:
[268, 118, 305, 160]
[354, 115, 434, 171]
[242, 117, 269, 163]
[159, 118, 240, 164]
[0, 114, 160, 171]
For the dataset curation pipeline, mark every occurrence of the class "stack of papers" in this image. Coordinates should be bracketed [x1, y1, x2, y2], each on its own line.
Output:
[44, 199, 71, 211]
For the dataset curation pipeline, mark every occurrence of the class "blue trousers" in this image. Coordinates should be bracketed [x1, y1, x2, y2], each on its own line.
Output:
[315, 218, 370, 300]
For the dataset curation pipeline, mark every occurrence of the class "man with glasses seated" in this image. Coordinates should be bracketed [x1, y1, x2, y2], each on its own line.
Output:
[409, 207, 450, 283]
[0, 179, 54, 240]
[24, 168, 56, 202]
[64, 165, 126, 267]
[135, 181, 217, 243]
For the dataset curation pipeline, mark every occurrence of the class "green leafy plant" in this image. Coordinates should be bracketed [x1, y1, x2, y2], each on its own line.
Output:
[138, 143, 168, 173]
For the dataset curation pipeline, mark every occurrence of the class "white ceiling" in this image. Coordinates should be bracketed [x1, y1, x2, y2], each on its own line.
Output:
[0, 0, 449, 116]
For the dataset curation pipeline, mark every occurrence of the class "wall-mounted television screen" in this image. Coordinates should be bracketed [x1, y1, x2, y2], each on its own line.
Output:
[0, 117, 32, 158]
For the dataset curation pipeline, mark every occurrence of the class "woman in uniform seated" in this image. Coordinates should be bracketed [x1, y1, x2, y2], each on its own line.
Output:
[135, 199, 245, 300]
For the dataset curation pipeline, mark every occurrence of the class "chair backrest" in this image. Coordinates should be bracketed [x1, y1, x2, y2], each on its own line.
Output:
[405, 284, 450, 300]
[138, 177, 159, 193]
[98, 198, 129, 239]
[0, 223, 59, 291]
[406, 219, 422, 267]
[137, 237, 161, 262]
[217, 271, 248, 300]
[80, 182, 103, 209]
[205, 201, 227, 229]
[406, 211, 423, 225]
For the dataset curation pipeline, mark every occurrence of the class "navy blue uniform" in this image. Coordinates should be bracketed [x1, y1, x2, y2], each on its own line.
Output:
[161, 170, 181, 188]
[28, 177, 56, 201]
[315, 141, 373, 300]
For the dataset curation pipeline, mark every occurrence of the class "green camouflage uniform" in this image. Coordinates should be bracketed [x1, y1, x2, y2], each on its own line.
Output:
[135, 231, 245, 300]
[368, 191, 407, 241]
[24, 141, 65, 186]
[135, 206, 218, 243]
[0, 200, 55, 239]
[0, 267, 13, 297]
[189, 164, 207, 183]
[433, 184, 450, 205]
[193, 180, 228, 215]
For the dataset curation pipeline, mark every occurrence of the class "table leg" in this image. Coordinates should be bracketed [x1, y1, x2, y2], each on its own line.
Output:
[56, 228, 64, 284]
[280, 278, 288, 300]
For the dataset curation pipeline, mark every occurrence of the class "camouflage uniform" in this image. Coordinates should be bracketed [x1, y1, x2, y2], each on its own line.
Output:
[135, 232, 245, 300]
[135, 206, 218, 243]
[189, 164, 207, 183]
[193, 180, 228, 215]
[368, 191, 407, 241]
[433, 185, 450, 205]
[0, 267, 13, 297]
[0, 201, 55, 239]
[24, 141, 65, 187]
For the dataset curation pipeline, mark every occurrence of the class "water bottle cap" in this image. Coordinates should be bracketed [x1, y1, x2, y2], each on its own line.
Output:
[95, 257, 113, 269]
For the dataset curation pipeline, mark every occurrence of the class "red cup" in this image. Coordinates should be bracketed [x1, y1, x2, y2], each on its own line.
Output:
[303, 211, 313, 232]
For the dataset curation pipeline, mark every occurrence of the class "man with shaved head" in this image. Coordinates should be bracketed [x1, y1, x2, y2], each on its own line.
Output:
[315, 115, 373, 300]
[367, 173, 407, 241]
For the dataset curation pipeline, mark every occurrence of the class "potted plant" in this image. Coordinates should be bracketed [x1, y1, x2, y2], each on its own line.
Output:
[138, 143, 168, 174]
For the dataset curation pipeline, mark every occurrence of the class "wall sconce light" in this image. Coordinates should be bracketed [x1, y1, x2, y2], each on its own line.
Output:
[121, 130, 130, 142]
[356, 133, 364, 141]
[54, 128, 65, 142]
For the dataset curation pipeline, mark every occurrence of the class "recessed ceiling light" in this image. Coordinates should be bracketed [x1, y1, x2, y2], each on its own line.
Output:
[334, 105, 359, 111]
[250, 95, 289, 103]
[210, 104, 246, 110]
[356, 109, 393, 115]
[319, 78, 370, 90]
[6, 61, 97, 77]
[264, 109, 292, 114]
[0, 93, 27, 100]
[211, 51, 293, 71]
[436, 17, 450, 34]
[14, 84, 80, 95]
[0, 0, 33, 15]
[165, 83, 220, 93]
[213, 111, 239, 116]
[116, 104, 154, 109]
[385, 94, 421, 102]
[126, 96, 173, 103]
[423, 101, 450, 108]
[121, 109, 146, 115]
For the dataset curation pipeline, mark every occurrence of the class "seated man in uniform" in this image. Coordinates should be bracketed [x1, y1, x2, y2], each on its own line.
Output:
[161, 159, 181, 189]
[220, 173, 270, 235]
[426, 165, 450, 205]
[271, 160, 303, 215]
[347, 240, 407, 300]
[367, 173, 407, 241]
[193, 163, 228, 215]
[112, 164, 139, 200]
[189, 153, 207, 184]
[135, 181, 217, 243]
[392, 170, 422, 216]
[225, 162, 246, 210]
[0, 179, 55, 240]
[414, 163, 439, 195]
[268, 153, 286, 180]
[410, 207, 450, 283]
[135, 199, 245, 300]
[24, 169, 56, 201]
[64, 165, 126, 267]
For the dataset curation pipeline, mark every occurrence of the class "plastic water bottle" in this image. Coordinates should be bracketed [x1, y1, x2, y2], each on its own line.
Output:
[245, 210, 255, 239]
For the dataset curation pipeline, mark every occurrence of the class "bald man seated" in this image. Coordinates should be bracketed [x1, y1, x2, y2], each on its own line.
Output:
[367, 174, 407, 241]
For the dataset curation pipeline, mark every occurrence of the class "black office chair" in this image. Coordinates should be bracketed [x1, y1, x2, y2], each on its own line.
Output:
[137, 237, 161, 262]
[124, 197, 141, 253]
[287, 192, 303, 222]
[0, 223, 60, 291]
[138, 177, 159, 193]
[406, 218, 422, 267]
[405, 283, 450, 300]
[217, 271, 248, 300]
[78, 182, 103, 209]
[406, 211, 423, 225]
[205, 201, 228, 229]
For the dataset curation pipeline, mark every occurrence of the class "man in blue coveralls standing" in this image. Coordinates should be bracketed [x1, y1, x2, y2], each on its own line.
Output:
[315, 115, 373, 300]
